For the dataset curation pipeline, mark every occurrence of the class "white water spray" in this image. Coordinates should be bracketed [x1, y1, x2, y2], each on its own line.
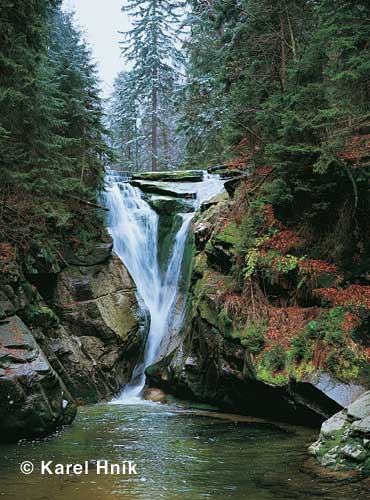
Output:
[103, 171, 224, 403]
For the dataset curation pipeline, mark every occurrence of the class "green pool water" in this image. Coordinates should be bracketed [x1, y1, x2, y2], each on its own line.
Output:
[0, 402, 368, 500]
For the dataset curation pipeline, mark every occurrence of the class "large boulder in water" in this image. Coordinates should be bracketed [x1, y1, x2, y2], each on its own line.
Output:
[309, 391, 370, 472]
[0, 315, 76, 441]
[143, 387, 167, 403]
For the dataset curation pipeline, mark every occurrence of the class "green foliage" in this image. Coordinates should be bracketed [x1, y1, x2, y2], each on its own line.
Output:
[290, 308, 346, 367]
[0, 3, 110, 255]
[326, 348, 360, 382]
[181, 0, 370, 272]
[218, 307, 233, 335]
[23, 304, 59, 329]
[290, 335, 313, 364]
[306, 308, 345, 345]
[288, 307, 365, 382]
[262, 345, 287, 373]
[235, 321, 267, 354]
[245, 248, 303, 284]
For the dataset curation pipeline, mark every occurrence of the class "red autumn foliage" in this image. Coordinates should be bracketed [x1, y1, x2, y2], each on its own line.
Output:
[0, 243, 15, 263]
[265, 306, 319, 348]
[228, 154, 252, 169]
[263, 204, 285, 230]
[233, 137, 250, 151]
[256, 165, 274, 177]
[223, 294, 245, 316]
[313, 341, 331, 369]
[227, 137, 259, 169]
[264, 230, 301, 254]
[343, 311, 362, 333]
[0, 243, 16, 274]
[299, 259, 337, 275]
[340, 134, 370, 165]
[315, 285, 370, 309]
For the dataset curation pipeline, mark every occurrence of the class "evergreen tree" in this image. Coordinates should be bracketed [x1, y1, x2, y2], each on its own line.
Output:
[0, 3, 111, 253]
[50, 9, 110, 193]
[120, 0, 185, 171]
[108, 71, 141, 171]
[0, 0, 61, 183]
[181, 0, 370, 270]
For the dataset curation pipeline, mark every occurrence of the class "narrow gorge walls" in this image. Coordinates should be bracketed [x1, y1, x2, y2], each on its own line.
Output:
[0, 235, 148, 440]
[148, 180, 370, 426]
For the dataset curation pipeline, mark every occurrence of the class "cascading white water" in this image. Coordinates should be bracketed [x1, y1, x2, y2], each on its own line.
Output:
[103, 171, 224, 403]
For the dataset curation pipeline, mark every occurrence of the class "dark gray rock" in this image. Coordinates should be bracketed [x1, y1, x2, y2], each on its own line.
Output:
[0, 316, 76, 441]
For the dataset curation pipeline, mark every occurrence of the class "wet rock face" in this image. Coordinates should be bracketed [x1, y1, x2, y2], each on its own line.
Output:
[0, 237, 148, 440]
[0, 316, 75, 441]
[47, 254, 149, 403]
[309, 391, 370, 473]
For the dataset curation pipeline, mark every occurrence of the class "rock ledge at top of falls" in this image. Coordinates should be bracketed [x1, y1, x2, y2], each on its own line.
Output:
[132, 170, 204, 182]
[309, 391, 370, 473]
[129, 180, 196, 199]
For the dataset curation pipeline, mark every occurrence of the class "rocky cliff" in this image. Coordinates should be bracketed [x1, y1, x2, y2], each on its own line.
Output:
[148, 182, 370, 427]
[0, 235, 148, 440]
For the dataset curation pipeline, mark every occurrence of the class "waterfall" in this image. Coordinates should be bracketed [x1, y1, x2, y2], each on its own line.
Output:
[103, 171, 224, 403]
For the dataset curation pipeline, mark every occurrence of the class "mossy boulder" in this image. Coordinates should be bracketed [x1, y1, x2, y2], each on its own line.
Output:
[205, 222, 241, 272]
[309, 391, 370, 472]
[130, 180, 196, 199]
[132, 170, 204, 182]
[149, 196, 195, 215]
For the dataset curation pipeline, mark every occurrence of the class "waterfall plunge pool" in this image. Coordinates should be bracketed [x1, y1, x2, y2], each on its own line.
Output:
[0, 401, 369, 500]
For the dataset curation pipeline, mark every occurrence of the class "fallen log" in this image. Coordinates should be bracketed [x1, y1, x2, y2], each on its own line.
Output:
[66, 195, 109, 211]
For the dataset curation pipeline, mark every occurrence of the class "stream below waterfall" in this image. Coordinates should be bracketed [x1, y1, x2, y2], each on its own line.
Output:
[0, 401, 369, 500]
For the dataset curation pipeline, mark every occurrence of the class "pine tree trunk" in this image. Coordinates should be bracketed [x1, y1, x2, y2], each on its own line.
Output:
[280, 16, 286, 92]
[151, 0, 159, 172]
[151, 82, 158, 172]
